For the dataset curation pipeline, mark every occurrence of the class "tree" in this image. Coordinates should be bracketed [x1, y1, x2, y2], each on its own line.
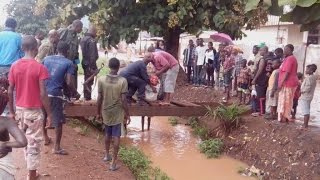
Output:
[246, 0, 320, 31]
[38, 0, 269, 58]
[6, 0, 50, 35]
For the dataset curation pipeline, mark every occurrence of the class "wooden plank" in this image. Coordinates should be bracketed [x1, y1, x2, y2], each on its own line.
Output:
[170, 100, 201, 107]
[64, 103, 208, 117]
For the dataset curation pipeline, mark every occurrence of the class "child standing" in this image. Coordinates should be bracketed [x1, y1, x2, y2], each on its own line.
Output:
[8, 35, 52, 180]
[222, 46, 235, 103]
[237, 59, 251, 104]
[292, 72, 303, 119]
[265, 59, 281, 120]
[300, 64, 317, 129]
[97, 58, 130, 171]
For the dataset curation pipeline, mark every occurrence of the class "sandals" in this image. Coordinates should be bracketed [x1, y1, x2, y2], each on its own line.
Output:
[251, 112, 259, 117]
[103, 154, 112, 162]
[53, 149, 69, 155]
[109, 164, 120, 171]
[44, 138, 52, 146]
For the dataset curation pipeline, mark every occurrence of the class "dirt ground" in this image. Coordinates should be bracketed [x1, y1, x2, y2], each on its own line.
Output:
[14, 124, 134, 180]
[174, 79, 320, 180]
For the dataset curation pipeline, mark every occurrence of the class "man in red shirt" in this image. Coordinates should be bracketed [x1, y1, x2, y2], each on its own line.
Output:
[8, 35, 52, 180]
[145, 49, 179, 105]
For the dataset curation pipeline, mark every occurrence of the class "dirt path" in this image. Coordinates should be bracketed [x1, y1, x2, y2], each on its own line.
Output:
[13, 123, 134, 180]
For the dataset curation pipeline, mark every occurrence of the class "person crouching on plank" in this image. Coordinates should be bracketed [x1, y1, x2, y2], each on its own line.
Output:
[145, 47, 179, 106]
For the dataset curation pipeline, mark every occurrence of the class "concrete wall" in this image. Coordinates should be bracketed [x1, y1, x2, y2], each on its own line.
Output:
[287, 24, 304, 45]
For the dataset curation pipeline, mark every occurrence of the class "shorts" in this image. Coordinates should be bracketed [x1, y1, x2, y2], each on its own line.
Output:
[300, 99, 311, 115]
[49, 97, 65, 127]
[237, 84, 249, 94]
[104, 123, 121, 137]
[266, 89, 278, 107]
[223, 70, 233, 87]
[164, 65, 179, 93]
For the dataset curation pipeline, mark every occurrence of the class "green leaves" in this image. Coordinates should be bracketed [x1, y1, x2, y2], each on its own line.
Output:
[245, 0, 260, 12]
[296, 0, 318, 7]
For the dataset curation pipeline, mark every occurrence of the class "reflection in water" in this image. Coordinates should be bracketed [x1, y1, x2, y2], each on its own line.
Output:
[123, 116, 253, 180]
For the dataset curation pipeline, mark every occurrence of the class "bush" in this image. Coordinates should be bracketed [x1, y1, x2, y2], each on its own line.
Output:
[188, 117, 209, 140]
[199, 139, 224, 158]
[168, 117, 178, 126]
[119, 146, 171, 180]
[206, 104, 248, 134]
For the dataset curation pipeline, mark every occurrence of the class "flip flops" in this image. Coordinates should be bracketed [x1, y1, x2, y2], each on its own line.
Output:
[53, 149, 69, 155]
[44, 138, 52, 146]
[109, 164, 120, 171]
[103, 154, 112, 162]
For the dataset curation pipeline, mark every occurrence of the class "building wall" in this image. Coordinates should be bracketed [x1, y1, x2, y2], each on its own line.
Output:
[287, 24, 304, 45]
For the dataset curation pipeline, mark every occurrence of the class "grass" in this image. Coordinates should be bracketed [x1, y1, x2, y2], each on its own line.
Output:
[205, 104, 248, 135]
[119, 146, 171, 180]
[67, 118, 91, 136]
[168, 117, 178, 126]
[198, 139, 224, 158]
[77, 53, 109, 76]
[188, 117, 209, 140]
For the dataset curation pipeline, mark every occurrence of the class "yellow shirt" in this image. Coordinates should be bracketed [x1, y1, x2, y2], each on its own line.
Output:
[268, 69, 279, 91]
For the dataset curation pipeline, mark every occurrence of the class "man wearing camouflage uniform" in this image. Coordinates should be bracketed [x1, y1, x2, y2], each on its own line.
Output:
[36, 30, 60, 63]
[80, 25, 99, 101]
[58, 20, 83, 98]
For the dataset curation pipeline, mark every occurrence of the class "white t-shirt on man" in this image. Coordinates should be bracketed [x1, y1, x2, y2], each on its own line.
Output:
[195, 46, 207, 66]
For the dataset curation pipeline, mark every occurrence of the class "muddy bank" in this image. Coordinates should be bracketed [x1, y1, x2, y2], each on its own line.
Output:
[13, 122, 134, 180]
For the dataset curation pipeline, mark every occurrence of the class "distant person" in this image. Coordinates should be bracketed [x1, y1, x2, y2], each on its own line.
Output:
[80, 25, 99, 101]
[300, 64, 317, 129]
[237, 59, 251, 104]
[232, 46, 243, 96]
[58, 19, 83, 97]
[183, 39, 196, 84]
[277, 44, 299, 122]
[274, 48, 284, 62]
[35, 30, 45, 48]
[291, 72, 303, 119]
[36, 29, 60, 63]
[8, 35, 52, 180]
[194, 38, 206, 86]
[0, 17, 24, 82]
[97, 58, 130, 171]
[43, 41, 78, 155]
[155, 40, 165, 52]
[251, 45, 269, 116]
[120, 58, 155, 105]
[145, 49, 179, 105]
[248, 45, 261, 73]
[265, 59, 281, 120]
[222, 46, 235, 103]
[205, 42, 217, 87]
[214, 43, 227, 87]
[0, 78, 27, 179]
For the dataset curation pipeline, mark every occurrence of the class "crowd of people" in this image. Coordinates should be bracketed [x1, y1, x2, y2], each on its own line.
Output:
[0, 17, 181, 179]
[183, 38, 318, 130]
[0, 15, 318, 179]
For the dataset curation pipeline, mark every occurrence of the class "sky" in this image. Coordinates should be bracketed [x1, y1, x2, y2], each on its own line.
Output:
[0, 0, 9, 25]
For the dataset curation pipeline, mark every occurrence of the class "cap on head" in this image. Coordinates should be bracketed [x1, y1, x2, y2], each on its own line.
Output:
[5, 17, 17, 29]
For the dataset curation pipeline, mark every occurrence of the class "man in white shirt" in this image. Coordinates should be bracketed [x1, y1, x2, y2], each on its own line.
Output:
[194, 38, 207, 86]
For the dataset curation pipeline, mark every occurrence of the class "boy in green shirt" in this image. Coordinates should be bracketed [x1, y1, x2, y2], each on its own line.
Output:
[97, 58, 130, 171]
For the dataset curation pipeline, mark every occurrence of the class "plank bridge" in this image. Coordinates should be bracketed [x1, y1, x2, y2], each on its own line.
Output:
[64, 100, 216, 117]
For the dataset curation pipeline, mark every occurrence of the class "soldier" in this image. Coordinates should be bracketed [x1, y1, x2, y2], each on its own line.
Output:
[36, 30, 60, 63]
[80, 25, 99, 101]
[58, 20, 83, 98]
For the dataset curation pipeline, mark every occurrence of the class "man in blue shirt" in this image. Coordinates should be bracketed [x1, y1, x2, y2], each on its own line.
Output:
[43, 41, 78, 155]
[120, 59, 154, 105]
[0, 18, 24, 77]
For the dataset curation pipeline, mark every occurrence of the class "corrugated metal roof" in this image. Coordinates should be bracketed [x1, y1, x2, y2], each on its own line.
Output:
[263, 15, 293, 26]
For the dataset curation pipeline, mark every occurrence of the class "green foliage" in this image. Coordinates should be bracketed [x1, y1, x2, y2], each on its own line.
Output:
[119, 146, 171, 180]
[198, 139, 224, 158]
[206, 104, 248, 134]
[168, 117, 178, 126]
[188, 117, 209, 140]
[7, 0, 50, 34]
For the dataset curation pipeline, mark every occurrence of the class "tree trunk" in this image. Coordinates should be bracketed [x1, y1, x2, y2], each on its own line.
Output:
[164, 28, 187, 86]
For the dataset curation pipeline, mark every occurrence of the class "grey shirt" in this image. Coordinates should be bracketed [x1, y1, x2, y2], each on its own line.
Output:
[300, 74, 317, 101]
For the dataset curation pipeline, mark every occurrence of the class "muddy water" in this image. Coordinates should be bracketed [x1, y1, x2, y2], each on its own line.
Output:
[124, 116, 254, 180]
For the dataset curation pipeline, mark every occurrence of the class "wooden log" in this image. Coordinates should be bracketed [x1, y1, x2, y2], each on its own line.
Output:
[64, 103, 209, 117]
[170, 100, 201, 107]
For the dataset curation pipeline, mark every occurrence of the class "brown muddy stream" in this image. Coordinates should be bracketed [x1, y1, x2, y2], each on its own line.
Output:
[123, 116, 254, 180]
